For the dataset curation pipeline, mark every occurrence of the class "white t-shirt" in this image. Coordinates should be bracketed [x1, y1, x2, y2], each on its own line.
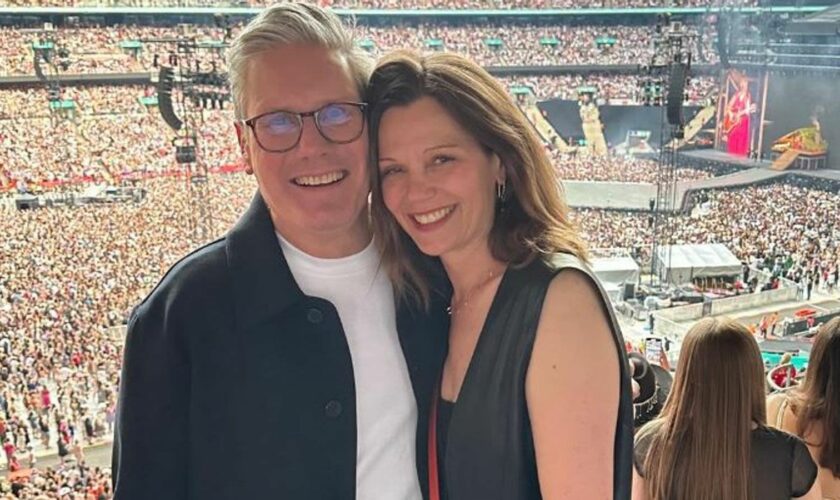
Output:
[277, 233, 422, 500]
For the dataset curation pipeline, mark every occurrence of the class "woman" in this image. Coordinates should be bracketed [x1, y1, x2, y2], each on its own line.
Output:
[725, 76, 753, 157]
[367, 50, 633, 499]
[633, 317, 821, 500]
[771, 352, 799, 390]
[768, 317, 840, 499]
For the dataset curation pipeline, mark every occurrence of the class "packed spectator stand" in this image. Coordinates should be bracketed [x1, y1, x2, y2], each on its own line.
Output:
[0, 0, 760, 8]
[0, 20, 718, 77]
[1, 1, 839, 497]
[573, 179, 840, 283]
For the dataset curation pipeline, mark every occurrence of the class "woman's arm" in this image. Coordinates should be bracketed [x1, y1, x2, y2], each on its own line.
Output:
[526, 270, 621, 500]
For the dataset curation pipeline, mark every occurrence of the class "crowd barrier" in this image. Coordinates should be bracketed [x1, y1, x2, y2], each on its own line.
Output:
[651, 269, 801, 339]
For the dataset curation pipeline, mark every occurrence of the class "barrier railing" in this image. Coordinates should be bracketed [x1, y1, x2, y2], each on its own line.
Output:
[652, 268, 802, 339]
[710, 285, 799, 316]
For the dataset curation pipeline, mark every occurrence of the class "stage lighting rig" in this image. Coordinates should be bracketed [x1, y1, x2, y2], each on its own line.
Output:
[173, 136, 198, 165]
[144, 34, 230, 242]
[641, 15, 695, 108]
[147, 38, 231, 132]
[643, 15, 697, 286]
[32, 26, 73, 116]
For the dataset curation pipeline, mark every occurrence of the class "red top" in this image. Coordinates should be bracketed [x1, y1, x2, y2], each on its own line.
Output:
[772, 366, 797, 388]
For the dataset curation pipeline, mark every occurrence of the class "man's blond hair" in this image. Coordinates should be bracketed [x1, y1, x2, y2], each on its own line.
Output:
[226, 2, 372, 119]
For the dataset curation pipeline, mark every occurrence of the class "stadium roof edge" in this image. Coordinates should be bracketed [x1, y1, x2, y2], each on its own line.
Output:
[784, 2, 840, 35]
[0, 5, 828, 17]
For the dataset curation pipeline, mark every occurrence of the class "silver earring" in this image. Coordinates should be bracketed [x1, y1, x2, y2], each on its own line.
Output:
[496, 182, 506, 202]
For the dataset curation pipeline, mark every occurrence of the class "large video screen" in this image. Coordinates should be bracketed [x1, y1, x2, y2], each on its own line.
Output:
[761, 73, 840, 169]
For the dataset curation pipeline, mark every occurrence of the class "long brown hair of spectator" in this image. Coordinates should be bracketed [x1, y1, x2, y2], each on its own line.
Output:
[366, 50, 587, 309]
[638, 317, 767, 500]
[792, 316, 840, 475]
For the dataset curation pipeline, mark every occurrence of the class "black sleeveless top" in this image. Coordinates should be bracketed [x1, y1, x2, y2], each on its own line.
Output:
[634, 423, 818, 499]
[434, 255, 634, 500]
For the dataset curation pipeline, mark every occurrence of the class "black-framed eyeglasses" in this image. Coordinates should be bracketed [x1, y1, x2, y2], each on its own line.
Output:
[240, 101, 367, 153]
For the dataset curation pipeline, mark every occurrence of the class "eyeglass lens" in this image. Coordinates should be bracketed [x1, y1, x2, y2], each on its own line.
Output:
[252, 103, 364, 152]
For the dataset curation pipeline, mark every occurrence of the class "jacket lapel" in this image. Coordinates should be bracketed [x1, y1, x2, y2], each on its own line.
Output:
[226, 192, 305, 332]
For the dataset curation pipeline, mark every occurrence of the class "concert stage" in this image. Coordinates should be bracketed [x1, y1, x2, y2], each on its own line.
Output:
[678, 149, 772, 170]
[565, 149, 786, 211]
[678, 149, 840, 181]
[564, 166, 787, 212]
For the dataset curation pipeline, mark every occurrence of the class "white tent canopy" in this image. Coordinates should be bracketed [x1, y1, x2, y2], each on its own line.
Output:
[656, 243, 742, 283]
[591, 256, 641, 289]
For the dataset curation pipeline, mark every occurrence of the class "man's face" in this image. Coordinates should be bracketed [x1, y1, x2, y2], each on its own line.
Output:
[235, 44, 369, 254]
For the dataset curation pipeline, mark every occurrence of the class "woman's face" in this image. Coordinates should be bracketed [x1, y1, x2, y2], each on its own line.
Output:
[377, 96, 504, 260]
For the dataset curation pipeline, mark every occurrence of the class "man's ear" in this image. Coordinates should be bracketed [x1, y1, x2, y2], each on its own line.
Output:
[234, 122, 253, 175]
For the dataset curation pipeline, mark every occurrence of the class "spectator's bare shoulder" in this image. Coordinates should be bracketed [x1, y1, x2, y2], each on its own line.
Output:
[542, 268, 611, 329]
[533, 268, 617, 367]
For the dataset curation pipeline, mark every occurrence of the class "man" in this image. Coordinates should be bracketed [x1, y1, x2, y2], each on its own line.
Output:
[112, 4, 448, 499]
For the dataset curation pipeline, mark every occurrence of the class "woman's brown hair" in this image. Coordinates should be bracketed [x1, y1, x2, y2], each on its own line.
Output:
[638, 317, 767, 500]
[366, 50, 587, 309]
[791, 316, 840, 475]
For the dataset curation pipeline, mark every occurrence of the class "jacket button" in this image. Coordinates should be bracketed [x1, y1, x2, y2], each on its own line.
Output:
[325, 400, 343, 418]
[307, 308, 323, 324]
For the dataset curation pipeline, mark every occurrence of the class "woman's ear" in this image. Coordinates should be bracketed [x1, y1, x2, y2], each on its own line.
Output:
[491, 152, 505, 185]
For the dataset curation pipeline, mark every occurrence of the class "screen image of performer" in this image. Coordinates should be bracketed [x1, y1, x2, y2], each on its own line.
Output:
[725, 77, 754, 157]
[579, 93, 608, 156]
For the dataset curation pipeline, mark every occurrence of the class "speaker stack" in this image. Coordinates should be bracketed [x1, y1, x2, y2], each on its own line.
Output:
[157, 67, 182, 131]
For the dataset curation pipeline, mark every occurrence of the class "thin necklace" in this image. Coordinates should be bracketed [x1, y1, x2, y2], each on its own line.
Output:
[447, 267, 505, 316]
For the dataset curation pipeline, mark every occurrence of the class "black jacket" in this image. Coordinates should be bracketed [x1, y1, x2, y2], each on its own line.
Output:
[112, 193, 449, 500]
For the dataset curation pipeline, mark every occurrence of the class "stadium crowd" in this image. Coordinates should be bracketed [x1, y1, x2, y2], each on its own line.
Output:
[0, 462, 112, 499]
[1, 72, 719, 190]
[361, 22, 718, 66]
[573, 179, 840, 289]
[0, 92, 239, 189]
[2, 5, 839, 498]
[0, 25, 225, 76]
[0, 86, 147, 120]
[2, 171, 838, 494]
[551, 154, 715, 183]
[500, 74, 718, 104]
[0, 101, 840, 498]
[0, 174, 256, 493]
[0, 20, 718, 76]
[0, 0, 760, 8]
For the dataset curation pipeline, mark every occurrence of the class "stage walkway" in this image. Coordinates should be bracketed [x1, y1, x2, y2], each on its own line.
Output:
[679, 149, 773, 169]
[564, 181, 656, 210]
[565, 168, 787, 211]
[800, 169, 840, 182]
[564, 150, 839, 211]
